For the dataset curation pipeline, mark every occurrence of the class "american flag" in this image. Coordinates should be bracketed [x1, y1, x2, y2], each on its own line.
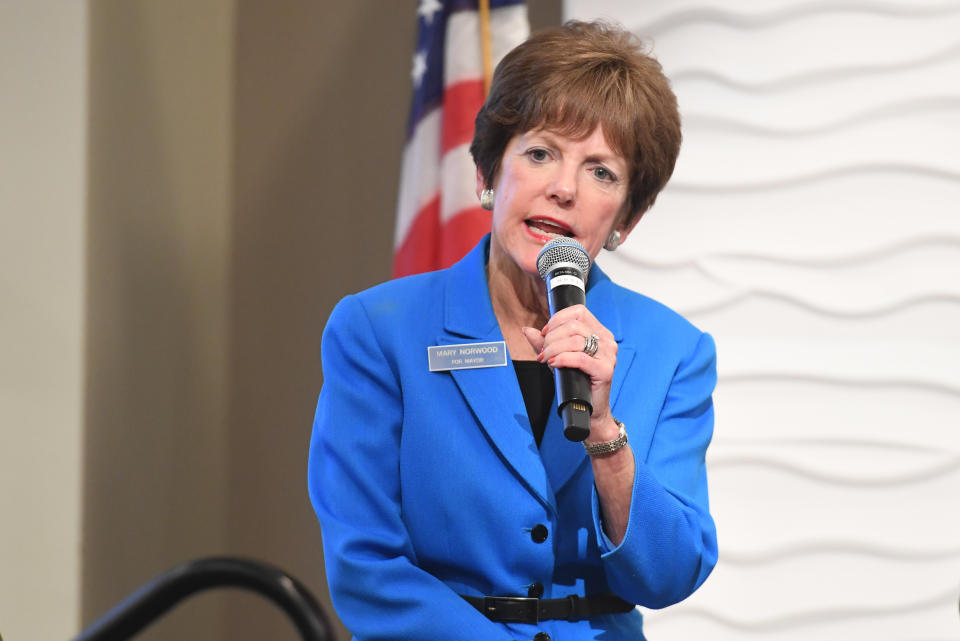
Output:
[393, 0, 529, 277]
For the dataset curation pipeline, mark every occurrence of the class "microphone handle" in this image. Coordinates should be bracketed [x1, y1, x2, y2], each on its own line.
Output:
[545, 277, 593, 442]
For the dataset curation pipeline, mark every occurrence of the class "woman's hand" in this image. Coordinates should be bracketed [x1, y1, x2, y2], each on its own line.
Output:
[521, 304, 618, 438]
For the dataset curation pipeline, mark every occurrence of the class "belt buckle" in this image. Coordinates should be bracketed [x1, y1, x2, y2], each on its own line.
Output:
[482, 596, 540, 624]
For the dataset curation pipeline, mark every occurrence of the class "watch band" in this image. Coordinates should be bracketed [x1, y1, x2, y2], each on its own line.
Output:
[582, 418, 628, 457]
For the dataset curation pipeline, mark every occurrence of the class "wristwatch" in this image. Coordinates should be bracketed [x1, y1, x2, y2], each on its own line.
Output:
[582, 418, 628, 457]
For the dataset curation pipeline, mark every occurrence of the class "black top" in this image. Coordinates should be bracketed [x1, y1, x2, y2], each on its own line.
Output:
[512, 360, 555, 447]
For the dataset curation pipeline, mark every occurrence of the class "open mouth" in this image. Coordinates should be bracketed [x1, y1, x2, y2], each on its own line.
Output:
[525, 217, 574, 238]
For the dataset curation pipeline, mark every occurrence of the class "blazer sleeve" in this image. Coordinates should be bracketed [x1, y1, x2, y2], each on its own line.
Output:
[308, 295, 516, 641]
[592, 330, 719, 609]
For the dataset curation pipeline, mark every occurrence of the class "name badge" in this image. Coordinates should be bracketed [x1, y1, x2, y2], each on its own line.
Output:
[428, 341, 508, 371]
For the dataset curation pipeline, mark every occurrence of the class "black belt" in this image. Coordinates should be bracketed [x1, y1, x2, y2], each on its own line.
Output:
[462, 593, 635, 623]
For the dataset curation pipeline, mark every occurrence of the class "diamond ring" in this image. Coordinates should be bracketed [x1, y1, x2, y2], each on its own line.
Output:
[583, 333, 600, 357]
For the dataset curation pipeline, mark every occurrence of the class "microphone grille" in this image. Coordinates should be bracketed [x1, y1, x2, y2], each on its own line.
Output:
[536, 237, 591, 279]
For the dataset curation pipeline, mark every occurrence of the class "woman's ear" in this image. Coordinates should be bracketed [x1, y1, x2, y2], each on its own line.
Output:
[475, 167, 486, 199]
[616, 212, 645, 246]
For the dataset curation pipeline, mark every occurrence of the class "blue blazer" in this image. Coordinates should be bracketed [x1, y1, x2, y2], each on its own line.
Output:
[309, 236, 717, 641]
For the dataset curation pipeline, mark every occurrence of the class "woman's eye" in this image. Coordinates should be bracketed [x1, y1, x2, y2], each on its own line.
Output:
[528, 148, 549, 162]
[593, 167, 616, 182]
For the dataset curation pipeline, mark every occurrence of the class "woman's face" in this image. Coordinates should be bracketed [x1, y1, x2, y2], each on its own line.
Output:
[482, 126, 632, 278]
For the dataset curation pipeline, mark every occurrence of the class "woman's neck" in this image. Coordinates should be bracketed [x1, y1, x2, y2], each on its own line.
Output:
[487, 244, 550, 360]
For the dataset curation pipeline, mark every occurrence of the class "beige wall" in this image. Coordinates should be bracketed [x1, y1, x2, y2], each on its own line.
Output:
[83, 2, 235, 640]
[0, 2, 86, 640]
[221, 2, 418, 638]
[1, 2, 558, 640]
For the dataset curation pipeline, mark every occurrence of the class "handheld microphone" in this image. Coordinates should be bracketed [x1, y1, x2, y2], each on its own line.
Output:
[536, 237, 593, 442]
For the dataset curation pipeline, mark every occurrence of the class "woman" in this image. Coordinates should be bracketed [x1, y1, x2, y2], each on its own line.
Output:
[309, 21, 717, 641]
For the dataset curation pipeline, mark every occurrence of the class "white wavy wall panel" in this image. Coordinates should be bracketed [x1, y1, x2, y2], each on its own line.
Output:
[566, 1, 960, 638]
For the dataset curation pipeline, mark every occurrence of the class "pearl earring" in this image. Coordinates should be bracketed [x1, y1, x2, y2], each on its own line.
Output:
[604, 229, 622, 251]
[479, 188, 495, 211]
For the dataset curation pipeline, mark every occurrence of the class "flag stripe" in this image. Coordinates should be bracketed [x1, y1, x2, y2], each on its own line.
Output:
[393, 195, 441, 277]
[439, 207, 494, 266]
[395, 203, 493, 277]
[444, 5, 528, 87]
[395, 108, 442, 248]
[489, 5, 530, 63]
[441, 80, 485, 153]
[440, 143, 483, 222]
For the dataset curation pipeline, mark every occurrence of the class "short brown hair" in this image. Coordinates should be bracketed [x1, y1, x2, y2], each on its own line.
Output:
[470, 20, 681, 225]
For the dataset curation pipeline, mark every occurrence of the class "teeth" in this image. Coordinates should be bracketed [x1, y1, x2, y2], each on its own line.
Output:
[527, 219, 570, 237]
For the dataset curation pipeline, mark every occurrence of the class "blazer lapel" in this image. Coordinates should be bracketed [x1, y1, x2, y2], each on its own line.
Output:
[587, 265, 636, 414]
[539, 406, 587, 495]
[438, 238, 556, 514]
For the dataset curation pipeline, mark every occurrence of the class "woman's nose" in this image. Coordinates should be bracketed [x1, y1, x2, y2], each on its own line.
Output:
[547, 168, 576, 205]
